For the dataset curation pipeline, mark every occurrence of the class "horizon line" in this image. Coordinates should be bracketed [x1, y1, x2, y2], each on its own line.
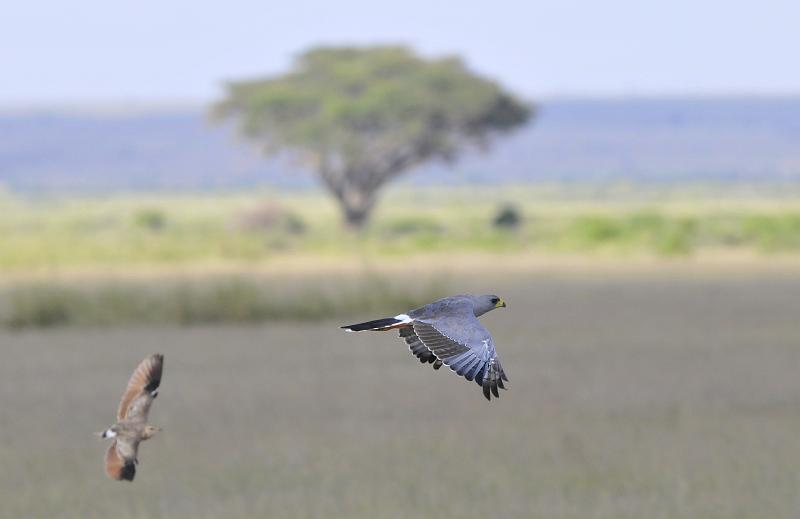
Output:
[2, 91, 800, 116]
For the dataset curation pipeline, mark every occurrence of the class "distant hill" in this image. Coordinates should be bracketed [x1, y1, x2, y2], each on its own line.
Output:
[1, 97, 799, 192]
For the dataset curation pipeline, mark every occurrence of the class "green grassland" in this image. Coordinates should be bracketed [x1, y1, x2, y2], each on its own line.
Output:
[3, 274, 800, 518]
[3, 184, 800, 272]
[3, 184, 800, 328]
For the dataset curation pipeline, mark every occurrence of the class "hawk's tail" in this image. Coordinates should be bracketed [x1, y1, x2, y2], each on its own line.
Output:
[341, 314, 412, 332]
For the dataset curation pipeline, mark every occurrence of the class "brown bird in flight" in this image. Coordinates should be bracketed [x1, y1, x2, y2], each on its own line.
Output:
[96, 353, 164, 481]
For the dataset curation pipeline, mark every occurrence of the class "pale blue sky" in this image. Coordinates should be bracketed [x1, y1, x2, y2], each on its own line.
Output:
[2, 0, 798, 106]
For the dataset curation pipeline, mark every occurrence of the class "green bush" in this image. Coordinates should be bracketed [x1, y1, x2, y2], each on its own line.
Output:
[742, 214, 800, 251]
[493, 204, 522, 229]
[134, 209, 167, 231]
[654, 218, 696, 256]
[237, 202, 307, 235]
[567, 215, 624, 247]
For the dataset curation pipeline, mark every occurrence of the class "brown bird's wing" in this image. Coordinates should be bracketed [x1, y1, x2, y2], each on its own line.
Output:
[104, 439, 138, 481]
[117, 354, 163, 422]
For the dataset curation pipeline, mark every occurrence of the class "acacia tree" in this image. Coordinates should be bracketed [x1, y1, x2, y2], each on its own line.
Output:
[212, 46, 532, 228]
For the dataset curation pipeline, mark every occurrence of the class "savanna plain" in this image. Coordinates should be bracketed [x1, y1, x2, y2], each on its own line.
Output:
[2, 272, 800, 518]
[2, 186, 800, 518]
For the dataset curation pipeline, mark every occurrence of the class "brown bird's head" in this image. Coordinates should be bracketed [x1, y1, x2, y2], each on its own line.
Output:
[142, 425, 162, 440]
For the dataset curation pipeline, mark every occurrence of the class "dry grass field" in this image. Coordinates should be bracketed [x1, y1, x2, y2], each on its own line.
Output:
[2, 272, 800, 518]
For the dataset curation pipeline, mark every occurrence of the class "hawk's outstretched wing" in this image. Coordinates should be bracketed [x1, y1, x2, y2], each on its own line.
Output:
[399, 326, 443, 370]
[412, 318, 508, 400]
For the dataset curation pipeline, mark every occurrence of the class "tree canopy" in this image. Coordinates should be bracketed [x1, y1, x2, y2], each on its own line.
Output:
[212, 46, 533, 227]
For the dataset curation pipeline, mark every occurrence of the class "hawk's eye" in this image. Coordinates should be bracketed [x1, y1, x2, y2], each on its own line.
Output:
[491, 297, 499, 304]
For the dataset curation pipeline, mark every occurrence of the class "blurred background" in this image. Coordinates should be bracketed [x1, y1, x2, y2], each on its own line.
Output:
[2, 1, 800, 517]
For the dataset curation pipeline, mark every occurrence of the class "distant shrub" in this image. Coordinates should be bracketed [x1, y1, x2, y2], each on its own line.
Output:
[568, 215, 623, 245]
[557, 211, 699, 255]
[493, 204, 522, 229]
[654, 219, 696, 256]
[742, 213, 800, 251]
[134, 209, 167, 231]
[237, 202, 306, 235]
[627, 211, 666, 233]
[285, 214, 306, 234]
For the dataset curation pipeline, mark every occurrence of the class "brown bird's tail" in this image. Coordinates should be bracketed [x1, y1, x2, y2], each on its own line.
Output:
[105, 441, 136, 481]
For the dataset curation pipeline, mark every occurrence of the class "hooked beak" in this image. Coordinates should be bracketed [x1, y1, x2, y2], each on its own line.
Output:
[496, 298, 507, 308]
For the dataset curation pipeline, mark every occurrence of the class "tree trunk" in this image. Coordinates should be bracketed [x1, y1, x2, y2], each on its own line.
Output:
[317, 161, 381, 229]
[338, 185, 375, 229]
[343, 204, 371, 229]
